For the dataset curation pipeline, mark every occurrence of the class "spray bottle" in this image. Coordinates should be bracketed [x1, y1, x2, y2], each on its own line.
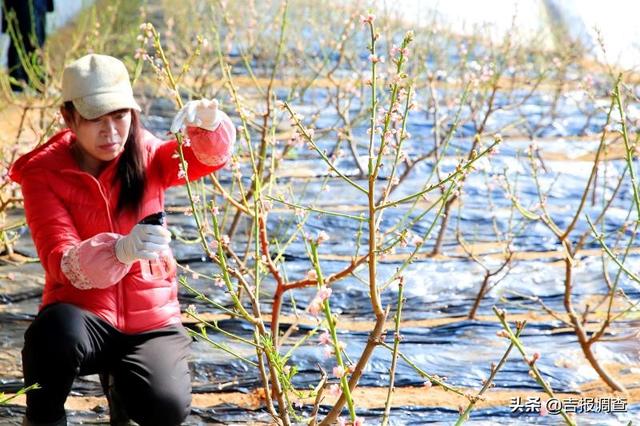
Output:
[138, 211, 176, 280]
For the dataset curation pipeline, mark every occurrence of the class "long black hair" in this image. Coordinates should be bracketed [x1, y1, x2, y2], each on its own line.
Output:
[63, 101, 146, 215]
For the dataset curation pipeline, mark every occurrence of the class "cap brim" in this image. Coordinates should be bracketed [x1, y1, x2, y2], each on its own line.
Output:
[72, 92, 141, 120]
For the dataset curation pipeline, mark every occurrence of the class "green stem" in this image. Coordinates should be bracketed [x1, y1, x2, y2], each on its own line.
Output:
[264, 194, 366, 222]
[379, 342, 468, 398]
[376, 141, 499, 210]
[454, 322, 525, 425]
[381, 278, 405, 425]
[310, 243, 356, 420]
[493, 307, 576, 426]
[614, 76, 640, 219]
[283, 102, 368, 194]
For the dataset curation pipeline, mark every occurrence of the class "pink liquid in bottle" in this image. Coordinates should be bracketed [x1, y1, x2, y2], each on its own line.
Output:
[138, 212, 176, 280]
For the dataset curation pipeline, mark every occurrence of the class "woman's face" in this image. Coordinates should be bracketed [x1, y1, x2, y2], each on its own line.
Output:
[61, 107, 132, 170]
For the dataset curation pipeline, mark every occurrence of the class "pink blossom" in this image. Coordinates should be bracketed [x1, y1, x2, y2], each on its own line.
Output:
[424, 380, 432, 389]
[319, 331, 331, 345]
[369, 54, 384, 64]
[333, 365, 346, 378]
[328, 383, 341, 397]
[307, 128, 315, 139]
[308, 285, 332, 316]
[411, 234, 424, 246]
[584, 74, 593, 87]
[399, 235, 408, 248]
[496, 330, 510, 338]
[337, 417, 347, 426]
[139, 23, 153, 39]
[391, 45, 410, 58]
[323, 346, 334, 358]
[317, 230, 330, 244]
[308, 298, 323, 316]
[289, 132, 302, 146]
[359, 14, 375, 25]
[214, 277, 225, 288]
[306, 269, 318, 280]
[390, 112, 402, 124]
[354, 417, 365, 426]
[317, 285, 332, 301]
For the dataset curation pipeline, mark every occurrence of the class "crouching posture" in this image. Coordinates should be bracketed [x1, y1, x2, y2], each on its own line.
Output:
[9, 54, 235, 425]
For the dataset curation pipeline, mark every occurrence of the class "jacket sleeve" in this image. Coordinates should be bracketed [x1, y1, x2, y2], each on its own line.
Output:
[60, 233, 132, 289]
[21, 172, 132, 290]
[150, 110, 236, 189]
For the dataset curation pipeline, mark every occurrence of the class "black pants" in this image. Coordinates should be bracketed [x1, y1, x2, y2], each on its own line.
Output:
[22, 303, 192, 425]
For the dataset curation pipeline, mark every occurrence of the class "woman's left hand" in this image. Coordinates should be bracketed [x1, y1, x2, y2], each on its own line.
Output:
[170, 99, 220, 133]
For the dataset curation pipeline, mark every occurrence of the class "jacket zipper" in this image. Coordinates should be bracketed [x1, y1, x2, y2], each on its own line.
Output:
[93, 177, 124, 331]
[66, 170, 125, 330]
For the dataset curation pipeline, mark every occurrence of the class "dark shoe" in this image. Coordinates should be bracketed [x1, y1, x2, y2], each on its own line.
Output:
[99, 373, 133, 426]
[22, 415, 67, 426]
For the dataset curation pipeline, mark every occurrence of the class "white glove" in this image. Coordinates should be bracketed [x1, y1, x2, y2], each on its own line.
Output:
[170, 99, 221, 133]
[115, 224, 172, 265]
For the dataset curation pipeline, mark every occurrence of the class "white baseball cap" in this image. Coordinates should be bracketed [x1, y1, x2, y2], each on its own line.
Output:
[61, 54, 141, 120]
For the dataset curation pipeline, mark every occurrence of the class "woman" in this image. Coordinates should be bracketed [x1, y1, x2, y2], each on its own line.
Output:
[8, 53, 235, 426]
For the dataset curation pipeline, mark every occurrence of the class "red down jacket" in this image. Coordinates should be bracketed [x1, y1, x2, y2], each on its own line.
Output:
[8, 121, 235, 334]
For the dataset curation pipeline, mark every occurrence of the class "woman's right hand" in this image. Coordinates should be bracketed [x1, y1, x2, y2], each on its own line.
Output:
[170, 99, 221, 134]
[115, 224, 172, 265]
